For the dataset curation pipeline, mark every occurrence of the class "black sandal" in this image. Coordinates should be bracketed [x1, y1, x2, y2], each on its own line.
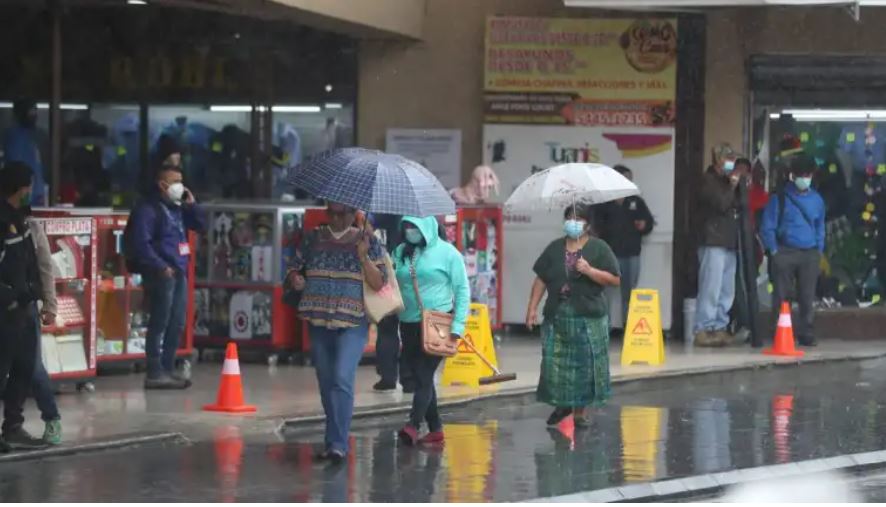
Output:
[546, 408, 573, 426]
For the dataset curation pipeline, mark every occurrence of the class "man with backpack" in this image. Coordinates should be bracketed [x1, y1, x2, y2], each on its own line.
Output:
[126, 144, 206, 389]
[760, 152, 826, 347]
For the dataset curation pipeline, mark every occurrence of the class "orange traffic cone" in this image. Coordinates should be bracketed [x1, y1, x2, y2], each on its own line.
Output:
[764, 302, 804, 357]
[204, 342, 257, 413]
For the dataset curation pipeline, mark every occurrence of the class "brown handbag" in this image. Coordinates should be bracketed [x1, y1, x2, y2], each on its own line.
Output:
[409, 256, 457, 357]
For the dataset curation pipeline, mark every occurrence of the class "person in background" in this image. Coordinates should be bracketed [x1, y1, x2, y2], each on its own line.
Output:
[393, 216, 469, 446]
[596, 165, 654, 329]
[130, 150, 206, 390]
[19, 206, 62, 445]
[0, 162, 46, 451]
[450, 165, 500, 205]
[287, 202, 386, 464]
[760, 152, 826, 347]
[694, 143, 741, 347]
[3, 100, 47, 206]
[368, 213, 414, 393]
[748, 160, 770, 270]
[525, 204, 620, 428]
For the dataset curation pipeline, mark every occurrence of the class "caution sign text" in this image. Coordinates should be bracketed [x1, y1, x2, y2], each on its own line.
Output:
[441, 303, 498, 387]
[621, 289, 665, 366]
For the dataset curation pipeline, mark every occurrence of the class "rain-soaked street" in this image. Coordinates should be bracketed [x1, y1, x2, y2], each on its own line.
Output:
[3, 358, 886, 502]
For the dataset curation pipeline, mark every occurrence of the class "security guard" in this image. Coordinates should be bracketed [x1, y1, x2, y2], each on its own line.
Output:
[0, 162, 46, 451]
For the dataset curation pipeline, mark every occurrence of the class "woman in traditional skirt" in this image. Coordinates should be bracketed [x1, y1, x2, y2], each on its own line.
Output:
[525, 204, 621, 427]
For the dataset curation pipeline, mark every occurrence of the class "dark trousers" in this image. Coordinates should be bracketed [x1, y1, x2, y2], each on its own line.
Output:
[1, 304, 39, 434]
[400, 322, 443, 432]
[31, 319, 60, 422]
[375, 315, 414, 388]
[144, 271, 187, 379]
[771, 248, 820, 341]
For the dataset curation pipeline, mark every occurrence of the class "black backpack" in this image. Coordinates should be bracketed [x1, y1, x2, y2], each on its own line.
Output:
[123, 201, 164, 274]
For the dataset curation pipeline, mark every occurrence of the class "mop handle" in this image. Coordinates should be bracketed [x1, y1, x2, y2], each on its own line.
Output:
[462, 338, 501, 374]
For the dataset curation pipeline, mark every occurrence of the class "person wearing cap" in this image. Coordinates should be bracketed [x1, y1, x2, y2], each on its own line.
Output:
[694, 143, 742, 347]
[760, 152, 826, 347]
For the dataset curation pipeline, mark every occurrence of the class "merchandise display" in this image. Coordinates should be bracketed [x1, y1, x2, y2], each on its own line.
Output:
[195, 203, 325, 361]
[30, 216, 98, 387]
[444, 206, 504, 329]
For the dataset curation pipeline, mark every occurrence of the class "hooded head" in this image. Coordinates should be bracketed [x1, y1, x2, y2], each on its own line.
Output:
[711, 142, 737, 175]
[399, 215, 440, 262]
[467, 165, 500, 202]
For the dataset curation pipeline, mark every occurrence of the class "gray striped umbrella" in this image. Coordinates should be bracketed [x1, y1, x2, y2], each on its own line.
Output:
[288, 148, 456, 217]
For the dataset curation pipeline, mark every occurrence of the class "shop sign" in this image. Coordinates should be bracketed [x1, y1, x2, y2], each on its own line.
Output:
[42, 218, 93, 236]
[110, 53, 237, 93]
[484, 17, 677, 126]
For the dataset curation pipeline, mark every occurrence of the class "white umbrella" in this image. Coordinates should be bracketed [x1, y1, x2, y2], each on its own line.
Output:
[504, 163, 640, 211]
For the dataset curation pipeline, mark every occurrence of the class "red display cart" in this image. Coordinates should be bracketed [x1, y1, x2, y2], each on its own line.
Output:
[34, 208, 196, 372]
[444, 205, 504, 329]
[32, 216, 98, 392]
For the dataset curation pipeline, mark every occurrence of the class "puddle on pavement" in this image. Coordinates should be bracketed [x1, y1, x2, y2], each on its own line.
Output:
[3, 359, 886, 501]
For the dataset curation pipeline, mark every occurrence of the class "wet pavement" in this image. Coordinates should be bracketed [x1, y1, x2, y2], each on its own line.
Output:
[5, 358, 886, 501]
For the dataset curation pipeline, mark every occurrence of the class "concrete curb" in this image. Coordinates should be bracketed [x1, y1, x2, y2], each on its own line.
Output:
[0, 431, 188, 464]
[527, 449, 886, 503]
[279, 349, 886, 431]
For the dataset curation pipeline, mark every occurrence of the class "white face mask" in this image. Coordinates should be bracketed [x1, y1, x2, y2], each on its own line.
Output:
[166, 182, 185, 204]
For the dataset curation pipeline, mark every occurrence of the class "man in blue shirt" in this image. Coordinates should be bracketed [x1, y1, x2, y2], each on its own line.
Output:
[760, 153, 826, 347]
[3, 100, 47, 206]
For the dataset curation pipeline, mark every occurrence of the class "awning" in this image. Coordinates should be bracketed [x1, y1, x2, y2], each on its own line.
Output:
[563, 0, 877, 8]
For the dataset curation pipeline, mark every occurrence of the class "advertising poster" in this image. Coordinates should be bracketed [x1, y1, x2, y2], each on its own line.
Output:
[386, 128, 463, 189]
[484, 17, 677, 127]
[484, 124, 675, 329]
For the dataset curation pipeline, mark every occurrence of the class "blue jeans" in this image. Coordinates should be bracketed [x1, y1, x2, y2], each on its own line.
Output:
[32, 319, 60, 422]
[695, 247, 737, 333]
[310, 323, 368, 455]
[144, 271, 187, 379]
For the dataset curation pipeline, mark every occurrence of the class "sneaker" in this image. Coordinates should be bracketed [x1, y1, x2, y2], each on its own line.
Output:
[314, 449, 332, 462]
[328, 450, 346, 466]
[170, 372, 193, 389]
[43, 419, 62, 446]
[418, 431, 445, 445]
[695, 331, 721, 347]
[398, 425, 419, 446]
[144, 374, 189, 390]
[546, 408, 573, 427]
[714, 330, 737, 346]
[3, 427, 48, 450]
[373, 381, 397, 392]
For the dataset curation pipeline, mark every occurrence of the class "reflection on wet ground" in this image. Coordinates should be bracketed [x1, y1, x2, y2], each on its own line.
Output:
[4, 359, 886, 501]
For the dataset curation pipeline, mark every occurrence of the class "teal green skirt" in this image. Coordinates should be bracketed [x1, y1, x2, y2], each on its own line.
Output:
[537, 304, 611, 408]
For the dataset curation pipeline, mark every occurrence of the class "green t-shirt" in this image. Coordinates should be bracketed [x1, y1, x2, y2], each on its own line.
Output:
[532, 237, 620, 319]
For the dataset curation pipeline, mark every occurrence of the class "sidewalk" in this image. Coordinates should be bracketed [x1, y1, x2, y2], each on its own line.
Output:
[23, 337, 886, 448]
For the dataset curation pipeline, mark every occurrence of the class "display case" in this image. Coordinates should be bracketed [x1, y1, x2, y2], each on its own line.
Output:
[444, 205, 504, 329]
[34, 208, 196, 370]
[32, 216, 98, 391]
[195, 202, 326, 364]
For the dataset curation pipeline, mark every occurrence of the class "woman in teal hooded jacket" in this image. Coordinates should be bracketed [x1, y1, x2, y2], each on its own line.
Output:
[393, 215, 470, 446]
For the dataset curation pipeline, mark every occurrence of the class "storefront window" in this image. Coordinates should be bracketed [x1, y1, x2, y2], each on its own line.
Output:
[756, 110, 886, 309]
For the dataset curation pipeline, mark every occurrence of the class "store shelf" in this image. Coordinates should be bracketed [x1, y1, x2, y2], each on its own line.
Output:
[42, 322, 87, 334]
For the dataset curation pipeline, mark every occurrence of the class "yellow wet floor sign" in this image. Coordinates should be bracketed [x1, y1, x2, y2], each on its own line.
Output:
[621, 289, 665, 366]
[441, 303, 498, 387]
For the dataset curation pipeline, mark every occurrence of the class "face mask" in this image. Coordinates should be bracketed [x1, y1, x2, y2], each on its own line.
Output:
[18, 191, 31, 208]
[794, 177, 813, 191]
[563, 219, 586, 239]
[723, 160, 736, 174]
[166, 182, 185, 204]
[405, 228, 423, 245]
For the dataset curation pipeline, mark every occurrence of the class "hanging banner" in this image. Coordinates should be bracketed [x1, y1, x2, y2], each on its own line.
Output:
[484, 17, 677, 126]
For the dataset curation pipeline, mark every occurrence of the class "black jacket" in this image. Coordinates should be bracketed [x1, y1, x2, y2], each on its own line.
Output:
[0, 201, 42, 312]
[596, 196, 654, 258]
[698, 167, 740, 250]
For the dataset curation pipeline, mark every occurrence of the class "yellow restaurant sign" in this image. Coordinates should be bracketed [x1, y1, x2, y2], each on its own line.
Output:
[485, 17, 677, 102]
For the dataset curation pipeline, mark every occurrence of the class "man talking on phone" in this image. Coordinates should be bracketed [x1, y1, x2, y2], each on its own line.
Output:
[127, 138, 206, 389]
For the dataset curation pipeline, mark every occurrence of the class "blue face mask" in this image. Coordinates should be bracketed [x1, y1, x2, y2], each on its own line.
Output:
[723, 160, 736, 174]
[794, 177, 813, 191]
[563, 220, 586, 239]
[405, 228, 423, 245]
